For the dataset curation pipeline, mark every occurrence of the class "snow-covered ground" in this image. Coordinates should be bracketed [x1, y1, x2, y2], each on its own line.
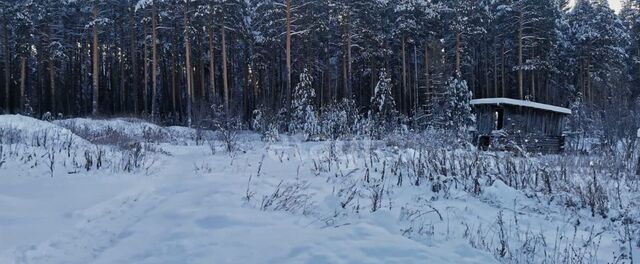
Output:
[0, 115, 638, 264]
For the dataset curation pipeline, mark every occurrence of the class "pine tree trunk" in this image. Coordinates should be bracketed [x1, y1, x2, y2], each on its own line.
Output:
[184, 1, 193, 127]
[41, 25, 56, 114]
[81, 38, 88, 114]
[518, 12, 524, 100]
[171, 1, 178, 113]
[275, 53, 280, 109]
[37, 51, 44, 114]
[494, 45, 498, 97]
[346, 10, 352, 100]
[171, 33, 177, 113]
[369, 60, 375, 101]
[579, 57, 584, 99]
[484, 43, 489, 99]
[3, 17, 9, 112]
[252, 65, 258, 109]
[50, 58, 55, 113]
[425, 43, 430, 108]
[342, 53, 347, 99]
[531, 50, 535, 101]
[587, 52, 592, 106]
[501, 43, 505, 97]
[209, 28, 216, 102]
[130, 8, 139, 114]
[243, 63, 249, 117]
[221, 23, 229, 114]
[323, 52, 330, 107]
[413, 44, 418, 114]
[119, 20, 126, 113]
[200, 57, 205, 99]
[401, 34, 407, 114]
[151, 2, 159, 119]
[92, 6, 100, 115]
[143, 27, 149, 114]
[285, 0, 292, 110]
[19, 57, 26, 112]
[455, 32, 461, 75]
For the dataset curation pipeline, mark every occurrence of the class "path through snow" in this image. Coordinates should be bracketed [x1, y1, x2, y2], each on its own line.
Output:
[1, 141, 495, 264]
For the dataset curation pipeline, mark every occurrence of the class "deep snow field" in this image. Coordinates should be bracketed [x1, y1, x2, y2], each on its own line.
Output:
[0, 115, 638, 264]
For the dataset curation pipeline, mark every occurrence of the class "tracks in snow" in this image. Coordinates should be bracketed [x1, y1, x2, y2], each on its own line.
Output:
[3, 187, 166, 264]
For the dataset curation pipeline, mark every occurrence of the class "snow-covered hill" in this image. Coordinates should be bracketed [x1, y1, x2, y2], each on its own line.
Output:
[0, 115, 637, 264]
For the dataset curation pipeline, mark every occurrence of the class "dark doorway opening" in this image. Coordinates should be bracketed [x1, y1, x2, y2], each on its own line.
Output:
[494, 108, 504, 130]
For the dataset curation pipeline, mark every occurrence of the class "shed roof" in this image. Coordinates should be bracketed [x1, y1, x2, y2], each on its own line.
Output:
[470, 98, 572, 115]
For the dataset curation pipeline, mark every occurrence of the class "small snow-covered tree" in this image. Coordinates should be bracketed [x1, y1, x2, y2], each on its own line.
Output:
[369, 69, 398, 139]
[568, 92, 588, 135]
[440, 76, 474, 134]
[290, 68, 319, 137]
[567, 92, 602, 151]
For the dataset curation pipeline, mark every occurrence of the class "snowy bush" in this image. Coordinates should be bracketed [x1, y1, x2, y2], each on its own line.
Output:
[68, 125, 137, 149]
[251, 108, 266, 132]
[121, 142, 147, 172]
[142, 127, 169, 143]
[319, 99, 360, 140]
[0, 127, 22, 145]
[41, 112, 54, 122]
[57, 118, 174, 148]
[252, 107, 281, 142]
[215, 119, 242, 154]
[262, 124, 280, 143]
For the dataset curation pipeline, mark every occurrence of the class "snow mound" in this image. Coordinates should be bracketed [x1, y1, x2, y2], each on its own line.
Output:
[0, 115, 161, 179]
[0, 115, 90, 147]
[54, 117, 200, 145]
[54, 117, 163, 139]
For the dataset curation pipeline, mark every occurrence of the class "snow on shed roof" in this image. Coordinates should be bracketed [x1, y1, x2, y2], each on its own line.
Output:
[470, 98, 572, 115]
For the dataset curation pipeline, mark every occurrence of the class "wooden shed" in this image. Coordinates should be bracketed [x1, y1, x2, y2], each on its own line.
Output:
[470, 98, 572, 153]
